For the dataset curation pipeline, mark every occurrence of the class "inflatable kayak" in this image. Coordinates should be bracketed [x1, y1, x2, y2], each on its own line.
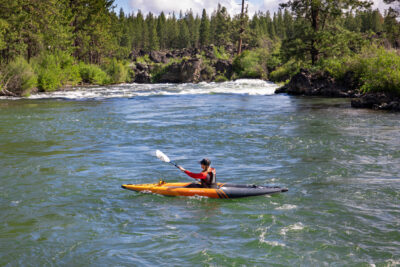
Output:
[121, 181, 288, 199]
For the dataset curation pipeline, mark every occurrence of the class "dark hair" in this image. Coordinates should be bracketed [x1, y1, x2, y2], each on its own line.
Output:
[199, 158, 211, 166]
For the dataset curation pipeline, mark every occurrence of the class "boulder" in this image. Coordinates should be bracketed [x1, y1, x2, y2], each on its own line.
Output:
[276, 69, 356, 97]
[159, 58, 202, 83]
[149, 51, 165, 63]
[351, 92, 400, 111]
[214, 59, 233, 78]
[134, 70, 151, 83]
[200, 66, 215, 82]
[135, 63, 148, 71]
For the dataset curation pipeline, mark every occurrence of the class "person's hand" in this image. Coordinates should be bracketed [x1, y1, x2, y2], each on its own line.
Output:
[178, 166, 186, 172]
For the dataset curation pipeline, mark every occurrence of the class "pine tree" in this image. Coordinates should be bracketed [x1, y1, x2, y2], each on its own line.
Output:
[157, 12, 167, 49]
[199, 9, 210, 47]
[185, 10, 198, 48]
[178, 19, 190, 48]
[280, 0, 372, 65]
[213, 4, 231, 46]
[145, 13, 159, 51]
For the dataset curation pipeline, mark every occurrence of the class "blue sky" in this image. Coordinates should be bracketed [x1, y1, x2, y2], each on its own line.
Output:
[113, 0, 389, 16]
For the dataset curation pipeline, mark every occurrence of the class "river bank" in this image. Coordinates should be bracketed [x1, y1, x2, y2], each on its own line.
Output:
[275, 69, 400, 112]
[1, 46, 399, 112]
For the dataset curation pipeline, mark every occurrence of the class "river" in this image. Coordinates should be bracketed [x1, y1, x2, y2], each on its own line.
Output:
[0, 80, 399, 266]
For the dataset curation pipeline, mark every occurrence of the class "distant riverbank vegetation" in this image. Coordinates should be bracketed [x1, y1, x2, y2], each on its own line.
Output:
[0, 0, 399, 96]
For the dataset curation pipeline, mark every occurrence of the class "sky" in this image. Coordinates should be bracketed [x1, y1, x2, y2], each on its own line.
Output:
[113, 0, 391, 16]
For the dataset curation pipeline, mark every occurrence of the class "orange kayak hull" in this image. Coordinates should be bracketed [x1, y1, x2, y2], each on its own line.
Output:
[121, 182, 287, 199]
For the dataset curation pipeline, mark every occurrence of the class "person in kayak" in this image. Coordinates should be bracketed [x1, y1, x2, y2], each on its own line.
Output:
[178, 158, 217, 188]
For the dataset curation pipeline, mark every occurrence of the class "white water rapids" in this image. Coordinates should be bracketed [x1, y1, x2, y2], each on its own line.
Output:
[25, 79, 279, 99]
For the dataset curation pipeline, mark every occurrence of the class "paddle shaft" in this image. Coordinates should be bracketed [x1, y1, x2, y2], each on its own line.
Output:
[169, 161, 180, 169]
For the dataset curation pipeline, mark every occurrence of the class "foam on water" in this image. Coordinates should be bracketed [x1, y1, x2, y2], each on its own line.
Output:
[21, 79, 279, 99]
[276, 204, 298, 210]
[280, 222, 305, 235]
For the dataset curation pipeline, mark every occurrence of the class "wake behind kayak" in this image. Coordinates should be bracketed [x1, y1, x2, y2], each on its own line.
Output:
[121, 181, 288, 199]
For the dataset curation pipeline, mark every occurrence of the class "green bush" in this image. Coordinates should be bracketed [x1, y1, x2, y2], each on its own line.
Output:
[136, 55, 151, 64]
[38, 68, 61, 91]
[215, 74, 228, 82]
[213, 46, 230, 60]
[102, 59, 129, 84]
[4, 57, 37, 96]
[357, 48, 400, 94]
[269, 60, 301, 83]
[78, 63, 110, 85]
[317, 46, 400, 95]
[34, 51, 81, 91]
[233, 50, 267, 79]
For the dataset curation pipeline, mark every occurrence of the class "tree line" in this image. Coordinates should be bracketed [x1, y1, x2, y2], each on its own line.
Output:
[0, 0, 399, 97]
[0, 0, 399, 65]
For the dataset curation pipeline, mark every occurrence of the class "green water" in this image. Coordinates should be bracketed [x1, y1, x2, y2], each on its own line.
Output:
[0, 82, 399, 266]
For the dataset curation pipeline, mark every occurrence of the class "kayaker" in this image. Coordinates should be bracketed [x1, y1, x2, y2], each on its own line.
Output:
[178, 158, 217, 188]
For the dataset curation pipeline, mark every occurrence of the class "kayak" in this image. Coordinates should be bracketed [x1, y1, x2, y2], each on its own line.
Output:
[121, 181, 288, 199]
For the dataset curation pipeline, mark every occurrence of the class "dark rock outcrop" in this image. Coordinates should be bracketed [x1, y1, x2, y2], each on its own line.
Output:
[149, 51, 169, 64]
[159, 58, 203, 83]
[275, 69, 356, 97]
[133, 62, 151, 83]
[351, 92, 400, 111]
[214, 59, 233, 79]
[134, 71, 151, 83]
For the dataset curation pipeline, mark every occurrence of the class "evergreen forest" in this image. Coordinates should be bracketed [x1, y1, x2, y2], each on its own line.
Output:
[0, 0, 399, 96]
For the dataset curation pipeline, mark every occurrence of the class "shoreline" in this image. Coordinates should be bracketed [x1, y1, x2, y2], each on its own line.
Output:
[274, 69, 400, 112]
[2, 64, 399, 112]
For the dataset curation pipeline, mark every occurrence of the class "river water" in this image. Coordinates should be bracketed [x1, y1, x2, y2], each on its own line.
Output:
[1, 80, 399, 266]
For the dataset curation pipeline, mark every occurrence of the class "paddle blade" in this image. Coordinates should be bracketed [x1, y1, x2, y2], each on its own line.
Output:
[156, 150, 170, 163]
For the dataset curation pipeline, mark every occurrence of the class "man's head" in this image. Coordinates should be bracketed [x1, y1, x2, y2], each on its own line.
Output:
[199, 158, 211, 169]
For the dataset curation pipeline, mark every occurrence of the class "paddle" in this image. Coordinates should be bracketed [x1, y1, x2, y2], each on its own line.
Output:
[156, 150, 181, 169]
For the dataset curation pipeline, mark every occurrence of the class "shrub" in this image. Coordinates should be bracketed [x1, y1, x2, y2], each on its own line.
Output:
[37, 68, 62, 91]
[3, 57, 37, 96]
[34, 51, 82, 91]
[213, 46, 230, 60]
[357, 48, 400, 94]
[215, 74, 228, 82]
[317, 46, 400, 95]
[269, 59, 301, 83]
[78, 63, 110, 85]
[136, 55, 151, 64]
[233, 50, 267, 79]
[102, 58, 129, 84]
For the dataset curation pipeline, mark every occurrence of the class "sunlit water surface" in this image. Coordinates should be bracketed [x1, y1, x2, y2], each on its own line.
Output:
[1, 80, 399, 266]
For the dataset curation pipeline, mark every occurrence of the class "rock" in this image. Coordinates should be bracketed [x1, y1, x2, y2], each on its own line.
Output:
[203, 45, 216, 60]
[149, 51, 165, 63]
[135, 63, 148, 71]
[276, 69, 355, 97]
[159, 58, 202, 83]
[200, 66, 215, 82]
[134, 71, 151, 83]
[214, 59, 233, 79]
[351, 92, 400, 111]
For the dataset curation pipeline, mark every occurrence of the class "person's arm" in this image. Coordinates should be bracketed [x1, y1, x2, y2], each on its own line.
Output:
[178, 166, 207, 180]
[184, 170, 207, 180]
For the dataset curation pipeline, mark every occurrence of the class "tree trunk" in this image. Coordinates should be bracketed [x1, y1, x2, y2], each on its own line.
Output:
[237, 0, 245, 55]
[310, 5, 319, 65]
